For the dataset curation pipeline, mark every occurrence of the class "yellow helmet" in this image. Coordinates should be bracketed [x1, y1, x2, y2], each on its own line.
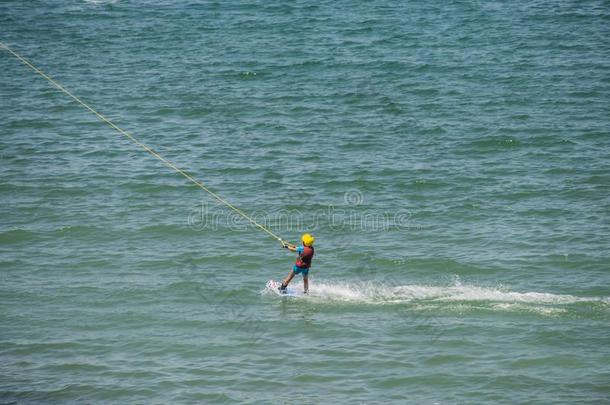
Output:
[302, 233, 315, 247]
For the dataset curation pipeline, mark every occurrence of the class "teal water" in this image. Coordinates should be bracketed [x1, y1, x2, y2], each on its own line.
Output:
[1, 1, 610, 403]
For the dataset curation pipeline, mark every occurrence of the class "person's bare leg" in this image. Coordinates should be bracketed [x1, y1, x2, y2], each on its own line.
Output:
[303, 274, 309, 294]
[281, 271, 295, 289]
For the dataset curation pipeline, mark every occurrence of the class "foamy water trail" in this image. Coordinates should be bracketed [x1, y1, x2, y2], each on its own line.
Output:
[263, 279, 610, 311]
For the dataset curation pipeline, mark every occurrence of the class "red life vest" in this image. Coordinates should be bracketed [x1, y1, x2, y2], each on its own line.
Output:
[295, 246, 314, 269]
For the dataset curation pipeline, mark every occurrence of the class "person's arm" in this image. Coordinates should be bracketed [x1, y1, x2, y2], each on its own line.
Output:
[280, 240, 297, 252]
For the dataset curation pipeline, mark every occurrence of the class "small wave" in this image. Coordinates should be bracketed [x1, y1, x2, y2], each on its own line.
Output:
[0, 228, 37, 244]
[83, 0, 119, 4]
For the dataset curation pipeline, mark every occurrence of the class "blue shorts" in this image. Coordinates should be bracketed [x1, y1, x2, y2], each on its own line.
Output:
[293, 265, 309, 276]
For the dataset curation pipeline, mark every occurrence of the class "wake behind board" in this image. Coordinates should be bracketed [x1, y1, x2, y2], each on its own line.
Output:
[266, 280, 302, 297]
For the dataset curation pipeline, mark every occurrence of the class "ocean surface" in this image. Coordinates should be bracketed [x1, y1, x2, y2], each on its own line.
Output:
[1, 1, 610, 403]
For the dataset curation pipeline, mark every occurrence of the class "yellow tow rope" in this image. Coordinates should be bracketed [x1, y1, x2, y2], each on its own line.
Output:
[1, 42, 284, 243]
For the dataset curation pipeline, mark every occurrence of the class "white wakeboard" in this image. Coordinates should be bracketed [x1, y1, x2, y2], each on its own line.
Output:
[266, 280, 302, 297]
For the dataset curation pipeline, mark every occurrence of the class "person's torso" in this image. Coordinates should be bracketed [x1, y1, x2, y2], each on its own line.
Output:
[295, 246, 314, 268]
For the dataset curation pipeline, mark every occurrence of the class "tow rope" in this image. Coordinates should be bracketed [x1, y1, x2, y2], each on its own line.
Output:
[1, 42, 285, 243]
